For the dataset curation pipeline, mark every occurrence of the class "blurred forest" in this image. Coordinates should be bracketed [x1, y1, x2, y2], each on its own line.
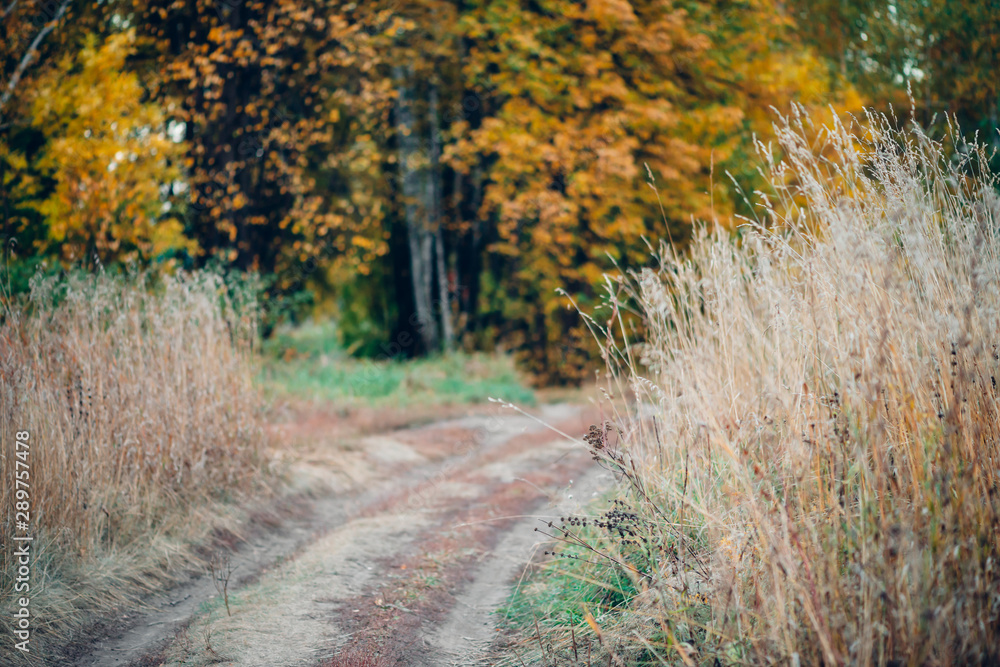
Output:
[1, 1, 997, 382]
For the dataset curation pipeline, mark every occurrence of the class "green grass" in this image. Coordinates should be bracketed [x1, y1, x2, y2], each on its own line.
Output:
[502, 543, 635, 630]
[500, 530, 708, 666]
[497, 489, 716, 666]
[259, 320, 536, 407]
[500, 489, 634, 632]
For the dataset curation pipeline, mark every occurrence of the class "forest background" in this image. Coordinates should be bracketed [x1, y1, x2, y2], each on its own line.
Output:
[2, 0, 998, 383]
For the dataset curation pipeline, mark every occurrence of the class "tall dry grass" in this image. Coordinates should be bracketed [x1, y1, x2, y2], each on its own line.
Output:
[539, 110, 1000, 665]
[0, 270, 266, 661]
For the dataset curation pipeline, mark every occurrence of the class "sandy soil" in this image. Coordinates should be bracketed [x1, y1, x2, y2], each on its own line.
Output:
[70, 401, 610, 667]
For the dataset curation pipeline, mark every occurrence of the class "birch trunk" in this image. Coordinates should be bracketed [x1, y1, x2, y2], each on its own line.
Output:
[0, 0, 72, 115]
[394, 64, 439, 352]
[428, 84, 454, 351]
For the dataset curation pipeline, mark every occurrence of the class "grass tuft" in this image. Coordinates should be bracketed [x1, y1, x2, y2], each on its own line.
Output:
[0, 270, 267, 663]
[511, 109, 1000, 665]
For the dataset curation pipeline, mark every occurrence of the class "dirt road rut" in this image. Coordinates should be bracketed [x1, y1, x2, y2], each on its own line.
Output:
[73, 402, 609, 667]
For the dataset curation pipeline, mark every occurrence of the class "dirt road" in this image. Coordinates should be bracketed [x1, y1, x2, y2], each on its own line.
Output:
[72, 402, 610, 667]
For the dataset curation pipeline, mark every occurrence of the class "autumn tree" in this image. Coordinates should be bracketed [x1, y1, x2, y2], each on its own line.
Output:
[130, 0, 384, 283]
[321, 2, 472, 357]
[2, 0, 86, 257]
[443, 0, 857, 381]
[26, 30, 190, 265]
[2, 2, 191, 271]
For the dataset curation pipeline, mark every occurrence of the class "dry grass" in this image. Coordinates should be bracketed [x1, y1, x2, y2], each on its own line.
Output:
[524, 110, 1000, 665]
[0, 270, 268, 662]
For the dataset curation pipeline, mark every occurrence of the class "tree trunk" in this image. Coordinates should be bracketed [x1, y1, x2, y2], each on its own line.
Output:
[454, 160, 484, 336]
[394, 64, 439, 353]
[0, 0, 72, 115]
[434, 226, 453, 351]
[428, 83, 454, 352]
[467, 162, 484, 333]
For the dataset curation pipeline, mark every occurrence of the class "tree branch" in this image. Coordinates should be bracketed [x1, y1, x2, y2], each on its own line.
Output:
[1, 0, 19, 21]
[0, 0, 72, 117]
